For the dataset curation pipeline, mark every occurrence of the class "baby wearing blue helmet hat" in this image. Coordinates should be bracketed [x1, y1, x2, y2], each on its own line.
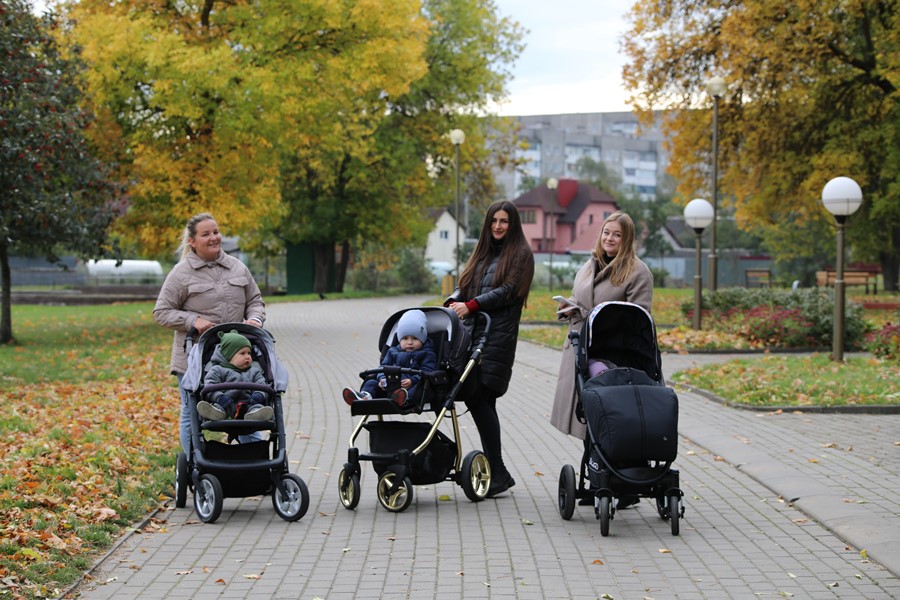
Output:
[343, 309, 437, 406]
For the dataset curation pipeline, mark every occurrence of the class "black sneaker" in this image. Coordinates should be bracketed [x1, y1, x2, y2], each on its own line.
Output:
[487, 473, 516, 498]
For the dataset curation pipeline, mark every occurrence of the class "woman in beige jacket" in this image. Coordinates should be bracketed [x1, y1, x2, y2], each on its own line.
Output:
[153, 213, 266, 454]
[549, 211, 653, 440]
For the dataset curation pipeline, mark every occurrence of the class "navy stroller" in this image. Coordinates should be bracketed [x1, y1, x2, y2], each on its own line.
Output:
[175, 323, 309, 523]
[557, 301, 684, 536]
[339, 307, 493, 512]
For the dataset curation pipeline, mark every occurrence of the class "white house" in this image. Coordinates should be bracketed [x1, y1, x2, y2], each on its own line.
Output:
[424, 208, 460, 269]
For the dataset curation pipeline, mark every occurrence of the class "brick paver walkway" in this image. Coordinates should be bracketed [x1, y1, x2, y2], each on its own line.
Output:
[69, 296, 900, 599]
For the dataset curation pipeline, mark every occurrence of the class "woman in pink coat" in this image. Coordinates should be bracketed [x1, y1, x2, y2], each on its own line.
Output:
[549, 211, 653, 440]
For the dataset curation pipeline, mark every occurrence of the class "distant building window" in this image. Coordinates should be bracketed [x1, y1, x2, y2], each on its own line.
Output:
[521, 209, 536, 224]
[440, 230, 449, 240]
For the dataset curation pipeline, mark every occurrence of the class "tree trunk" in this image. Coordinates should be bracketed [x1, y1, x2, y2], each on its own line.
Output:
[0, 243, 13, 344]
[881, 251, 898, 293]
[335, 241, 350, 293]
[313, 243, 332, 294]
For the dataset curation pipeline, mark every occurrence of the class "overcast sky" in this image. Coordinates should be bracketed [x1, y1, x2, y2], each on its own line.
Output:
[491, 0, 633, 116]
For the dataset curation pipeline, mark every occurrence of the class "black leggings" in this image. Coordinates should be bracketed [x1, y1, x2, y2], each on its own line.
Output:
[465, 393, 506, 474]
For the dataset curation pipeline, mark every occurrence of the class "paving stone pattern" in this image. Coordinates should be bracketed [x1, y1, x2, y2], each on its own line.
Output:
[70, 296, 900, 600]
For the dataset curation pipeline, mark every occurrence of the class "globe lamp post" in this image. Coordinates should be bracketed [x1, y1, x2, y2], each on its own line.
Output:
[821, 176, 863, 362]
[449, 129, 466, 282]
[547, 177, 558, 290]
[684, 198, 714, 330]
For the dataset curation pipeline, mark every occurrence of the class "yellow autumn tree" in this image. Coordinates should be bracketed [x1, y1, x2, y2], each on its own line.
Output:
[622, 0, 900, 289]
[64, 0, 429, 257]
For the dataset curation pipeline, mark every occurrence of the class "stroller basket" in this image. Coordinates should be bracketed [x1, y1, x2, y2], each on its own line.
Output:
[366, 421, 457, 485]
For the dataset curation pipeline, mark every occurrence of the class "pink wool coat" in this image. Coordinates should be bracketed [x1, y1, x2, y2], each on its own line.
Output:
[549, 255, 654, 439]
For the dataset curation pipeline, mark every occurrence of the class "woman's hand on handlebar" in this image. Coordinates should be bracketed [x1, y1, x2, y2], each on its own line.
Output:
[448, 301, 470, 319]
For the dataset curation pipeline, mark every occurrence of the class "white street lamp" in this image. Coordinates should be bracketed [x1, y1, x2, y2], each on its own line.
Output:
[547, 177, 558, 290]
[821, 176, 863, 361]
[449, 129, 465, 282]
[704, 75, 726, 291]
[684, 198, 714, 329]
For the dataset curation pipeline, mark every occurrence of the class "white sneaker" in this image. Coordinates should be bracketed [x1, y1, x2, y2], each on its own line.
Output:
[245, 404, 274, 420]
[197, 401, 227, 420]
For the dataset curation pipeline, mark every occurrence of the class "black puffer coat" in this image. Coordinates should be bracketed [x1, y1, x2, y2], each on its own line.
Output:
[446, 241, 534, 397]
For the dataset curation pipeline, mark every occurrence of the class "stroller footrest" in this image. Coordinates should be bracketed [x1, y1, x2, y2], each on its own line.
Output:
[350, 398, 418, 416]
[201, 419, 275, 434]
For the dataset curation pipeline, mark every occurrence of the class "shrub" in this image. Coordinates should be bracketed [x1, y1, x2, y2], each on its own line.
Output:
[679, 287, 867, 349]
[719, 306, 818, 348]
[863, 323, 900, 360]
[396, 248, 435, 293]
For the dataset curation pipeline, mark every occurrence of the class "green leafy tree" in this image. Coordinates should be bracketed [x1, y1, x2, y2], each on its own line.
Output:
[622, 0, 900, 290]
[0, 0, 119, 344]
[277, 0, 525, 293]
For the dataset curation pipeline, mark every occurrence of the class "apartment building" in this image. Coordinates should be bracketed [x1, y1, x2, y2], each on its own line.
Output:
[494, 111, 669, 201]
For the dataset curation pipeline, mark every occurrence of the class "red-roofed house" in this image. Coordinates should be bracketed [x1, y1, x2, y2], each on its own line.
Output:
[512, 179, 619, 254]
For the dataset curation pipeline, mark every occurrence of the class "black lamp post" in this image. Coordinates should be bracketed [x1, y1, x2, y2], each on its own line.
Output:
[546, 177, 558, 290]
[684, 198, 714, 330]
[705, 76, 726, 291]
[821, 176, 863, 361]
[449, 129, 465, 281]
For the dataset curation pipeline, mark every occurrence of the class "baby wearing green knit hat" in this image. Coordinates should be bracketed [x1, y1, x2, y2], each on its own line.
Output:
[197, 330, 274, 421]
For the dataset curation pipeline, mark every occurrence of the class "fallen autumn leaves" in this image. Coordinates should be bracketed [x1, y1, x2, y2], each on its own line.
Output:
[1, 351, 177, 599]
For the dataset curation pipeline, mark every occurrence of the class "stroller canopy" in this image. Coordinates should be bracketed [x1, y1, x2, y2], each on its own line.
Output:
[581, 301, 662, 384]
[182, 323, 289, 393]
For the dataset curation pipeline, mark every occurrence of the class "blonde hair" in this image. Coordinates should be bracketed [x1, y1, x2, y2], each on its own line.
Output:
[176, 213, 216, 259]
[593, 211, 638, 287]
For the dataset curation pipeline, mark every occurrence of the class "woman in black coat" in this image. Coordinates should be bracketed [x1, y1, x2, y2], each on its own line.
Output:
[445, 200, 534, 497]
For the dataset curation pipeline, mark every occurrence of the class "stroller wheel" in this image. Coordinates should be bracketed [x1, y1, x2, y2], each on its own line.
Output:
[272, 473, 310, 522]
[338, 468, 361, 510]
[598, 496, 611, 537]
[175, 452, 189, 509]
[376, 471, 414, 513]
[668, 493, 681, 536]
[558, 464, 576, 520]
[460, 451, 491, 502]
[194, 474, 224, 523]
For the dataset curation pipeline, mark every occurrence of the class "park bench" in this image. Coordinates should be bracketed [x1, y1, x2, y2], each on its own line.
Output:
[744, 268, 771, 288]
[815, 270, 878, 294]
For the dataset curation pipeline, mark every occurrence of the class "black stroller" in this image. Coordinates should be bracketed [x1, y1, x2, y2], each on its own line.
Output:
[338, 307, 492, 512]
[175, 323, 309, 523]
[557, 301, 684, 536]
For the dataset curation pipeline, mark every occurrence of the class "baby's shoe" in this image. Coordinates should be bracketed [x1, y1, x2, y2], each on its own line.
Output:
[245, 404, 274, 420]
[197, 401, 227, 421]
[391, 388, 408, 406]
[342, 388, 372, 405]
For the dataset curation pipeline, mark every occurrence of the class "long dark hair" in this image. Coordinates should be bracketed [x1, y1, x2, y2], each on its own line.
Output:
[458, 200, 533, 305]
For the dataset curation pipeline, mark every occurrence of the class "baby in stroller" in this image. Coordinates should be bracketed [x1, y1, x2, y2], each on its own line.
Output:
[176, 323, 309, 524]
[198, 329, 274, 421]
[342, 310, 437, 407]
